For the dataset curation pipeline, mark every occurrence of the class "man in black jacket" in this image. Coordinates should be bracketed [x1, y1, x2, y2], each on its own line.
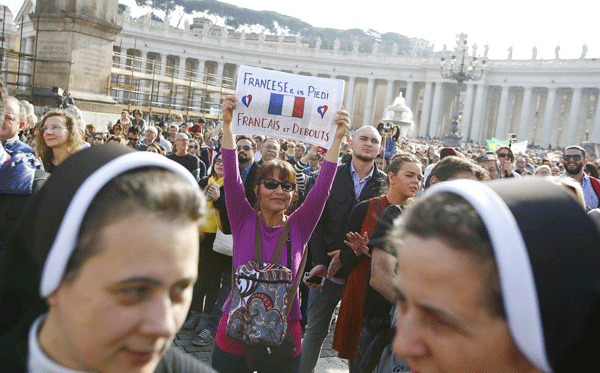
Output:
[300, 125, 386, 373]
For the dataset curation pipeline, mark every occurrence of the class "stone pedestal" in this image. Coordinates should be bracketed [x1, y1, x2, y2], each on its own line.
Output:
[30, 0, 122, 110]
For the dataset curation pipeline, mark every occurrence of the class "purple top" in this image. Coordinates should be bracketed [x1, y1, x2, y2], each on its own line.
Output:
[222, 147, 336, 320]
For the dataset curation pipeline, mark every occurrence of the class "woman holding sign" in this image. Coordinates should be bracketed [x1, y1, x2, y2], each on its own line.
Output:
[211, 96, 348, 373]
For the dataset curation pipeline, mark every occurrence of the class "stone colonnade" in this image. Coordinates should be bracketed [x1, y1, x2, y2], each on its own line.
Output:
[15, 11, 600, 147]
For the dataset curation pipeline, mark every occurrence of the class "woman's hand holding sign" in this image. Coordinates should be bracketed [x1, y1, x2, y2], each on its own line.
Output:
[221, 96, 237, 150]
[323, 108, 349, 164]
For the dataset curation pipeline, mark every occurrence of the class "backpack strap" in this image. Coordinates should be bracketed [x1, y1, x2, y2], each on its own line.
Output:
[251, 217, 306, 318]
[285, 241, 308, 318]
[253, 218, 290, 264]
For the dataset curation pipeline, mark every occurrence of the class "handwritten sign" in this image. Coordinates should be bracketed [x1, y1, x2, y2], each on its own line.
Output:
[232, 65, 345, 148]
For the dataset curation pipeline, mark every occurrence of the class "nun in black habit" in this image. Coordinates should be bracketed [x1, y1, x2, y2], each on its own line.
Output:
[0, 145, 216, 373]
[390, 177, 600, 373]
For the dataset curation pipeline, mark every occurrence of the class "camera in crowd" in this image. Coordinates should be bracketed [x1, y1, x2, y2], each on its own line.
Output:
[52, 87, 74, 109]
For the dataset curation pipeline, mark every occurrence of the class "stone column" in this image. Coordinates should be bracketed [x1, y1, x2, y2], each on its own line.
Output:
[178, 57, 186, 79]
[470, 84, 487, 143]
[419, 81, 433, 137]
[459, 83, 475, 139]
[120, 49, 127, 70]
[540, 87, 557, 149]
[517, 87, 533, 141]
[494, 85, 511, 139]
[19, 38, 29, 87]
[140, 51, 147, 74]
[345, 77, 356, 120]
[197, 60, 205, 82]
[384, 80, 395, 110]
[404, 80, 414, 109]
[565, 87, 583, 146]
[428, 82, 444, 138]
[362, 77, 375, 126]
[160, 54, 167, 76]
[215, 61, 225, 85]
[591, 91, 600, 143]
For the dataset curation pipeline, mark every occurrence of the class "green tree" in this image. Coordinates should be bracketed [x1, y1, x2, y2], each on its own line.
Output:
[135, 0, 177, 17]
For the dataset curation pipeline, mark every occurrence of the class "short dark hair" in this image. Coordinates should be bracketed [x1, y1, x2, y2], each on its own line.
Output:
[426, 156, 488, 188]
[388, 192, 505, 318]
[564, 145, 586, 159]
[236, 135, 256, 149]
[128, 126, 140, 135]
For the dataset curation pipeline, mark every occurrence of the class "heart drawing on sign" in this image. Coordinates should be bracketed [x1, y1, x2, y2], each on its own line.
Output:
[317, 105, 328, 119]
[242, 95, 252, 107]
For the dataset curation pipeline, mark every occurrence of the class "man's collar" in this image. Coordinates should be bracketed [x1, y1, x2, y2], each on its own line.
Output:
[350, 160, 375, 180]
[3, 135, 19, 145]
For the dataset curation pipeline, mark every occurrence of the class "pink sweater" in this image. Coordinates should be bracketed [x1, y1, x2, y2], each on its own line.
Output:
[216, 147, 336, 355]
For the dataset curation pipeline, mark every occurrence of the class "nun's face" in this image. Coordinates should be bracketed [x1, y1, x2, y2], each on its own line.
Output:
[392, 234, 535, 373]
[44, 213, 198, 373]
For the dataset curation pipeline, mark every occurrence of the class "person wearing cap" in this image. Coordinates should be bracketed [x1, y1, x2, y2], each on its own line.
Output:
[390, 177, 600, 372]
[0, 145, 215, 373]
[422, 148, 459, 184]
[561, 145, 600, 209]
[475, 153, 501, 180]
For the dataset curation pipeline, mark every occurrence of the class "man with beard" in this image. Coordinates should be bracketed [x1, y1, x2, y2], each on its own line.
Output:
[301, 125, 386, 373]
[562, 145, 600, 209]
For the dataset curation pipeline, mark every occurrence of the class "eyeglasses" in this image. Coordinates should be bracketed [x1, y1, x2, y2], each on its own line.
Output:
[237, 145, 252, 151]
[188, 145, 197, 149]
[41, 125, 67, 134]
[261, 179, 296, 192]
[497, 153, 509, 158]
[563, 154, 583, 161]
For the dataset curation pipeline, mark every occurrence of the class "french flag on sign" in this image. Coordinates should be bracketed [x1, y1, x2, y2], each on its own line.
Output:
[268, 93, 305, 118]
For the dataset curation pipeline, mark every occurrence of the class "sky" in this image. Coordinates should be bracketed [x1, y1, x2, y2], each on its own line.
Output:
[3, 0, 599, 60]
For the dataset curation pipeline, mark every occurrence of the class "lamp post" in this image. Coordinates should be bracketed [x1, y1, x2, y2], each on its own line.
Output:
[440, 33, 487, 147]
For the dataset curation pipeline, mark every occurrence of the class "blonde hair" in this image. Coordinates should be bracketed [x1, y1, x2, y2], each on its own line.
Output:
[35, 110, 83, 171]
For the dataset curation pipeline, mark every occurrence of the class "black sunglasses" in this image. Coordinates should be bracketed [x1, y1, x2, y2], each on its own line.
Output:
[563, 154, 583, 161]
[237, 145, 252, 151]
[128, 137, 138, 141]
[261, 179, 296, 192]
[497, 153, 509, 158]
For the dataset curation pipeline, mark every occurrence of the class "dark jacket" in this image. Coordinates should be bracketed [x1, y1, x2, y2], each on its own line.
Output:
[309, 160, 386, 272]
[0, 312, 216, 373]
[0, 155, 48, 252]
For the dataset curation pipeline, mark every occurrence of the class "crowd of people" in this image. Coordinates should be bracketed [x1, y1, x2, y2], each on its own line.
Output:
[1, 72, 600, 373]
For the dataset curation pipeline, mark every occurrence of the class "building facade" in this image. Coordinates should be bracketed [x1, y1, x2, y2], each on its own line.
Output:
[11, 1, 600, 147]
